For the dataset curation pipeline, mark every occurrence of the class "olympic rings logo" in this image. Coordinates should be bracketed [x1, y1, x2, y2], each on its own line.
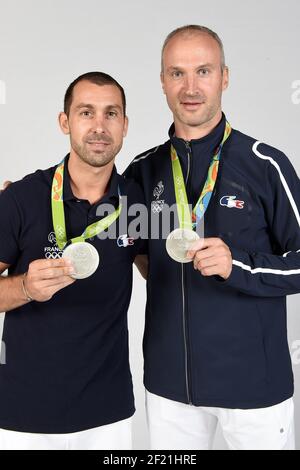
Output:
[45, 252, 63, 259]
[151, 201, 165, 214]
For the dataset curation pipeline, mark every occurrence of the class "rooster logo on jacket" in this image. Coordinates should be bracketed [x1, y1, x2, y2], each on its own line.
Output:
[151, 181, 165, 214]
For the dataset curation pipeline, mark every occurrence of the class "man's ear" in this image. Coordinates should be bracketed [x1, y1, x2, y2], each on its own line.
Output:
[58, 112, 70, 135]
[160, 72, 166, 95]
[222, 66, 229, 91]
[123, 116, 129, 138]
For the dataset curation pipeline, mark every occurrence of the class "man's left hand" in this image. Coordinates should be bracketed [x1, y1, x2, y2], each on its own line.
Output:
[186, 237, 233, 280]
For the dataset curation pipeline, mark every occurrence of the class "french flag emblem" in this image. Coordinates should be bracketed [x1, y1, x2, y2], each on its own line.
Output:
[220, 196, 245, 209]
[117, 234, 135, 248]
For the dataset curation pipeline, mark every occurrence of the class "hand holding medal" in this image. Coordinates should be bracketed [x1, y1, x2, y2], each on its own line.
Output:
[186, 237, 233, 280]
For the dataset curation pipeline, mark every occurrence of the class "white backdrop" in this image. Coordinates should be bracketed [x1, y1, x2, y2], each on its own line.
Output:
[0, 0, 299, 450]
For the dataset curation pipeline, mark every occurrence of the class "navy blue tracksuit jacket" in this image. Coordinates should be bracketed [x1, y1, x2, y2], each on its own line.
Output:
[125, 114, 300, 409]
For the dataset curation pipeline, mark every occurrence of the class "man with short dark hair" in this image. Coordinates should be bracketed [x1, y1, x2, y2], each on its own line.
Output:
[126, 25, 300, 450]
[0, 72, 145, 449]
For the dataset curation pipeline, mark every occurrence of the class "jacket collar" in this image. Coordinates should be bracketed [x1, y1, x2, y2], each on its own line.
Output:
[62, 154, 119, 205]
[168, 113, 227, 157]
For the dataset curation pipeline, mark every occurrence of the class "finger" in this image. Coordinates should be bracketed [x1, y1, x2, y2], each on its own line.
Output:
[41, 275, 76, 286]
[188, 246, 219, 263]
[49, 277, 76, 293]
[193, 247, 216, 262]
[194, 256, 216, 271]
[193, 255, 220, 271]
[200, 265, 220, 277]
[30, 258, 73, 271]
[193, 256, 216, 271]
[187, 238, 222, 258]
[39, 266, 76, 280]
[192, 246, 227, 264]
[186, 239, 205, 258]
[26, 276, 75, 293]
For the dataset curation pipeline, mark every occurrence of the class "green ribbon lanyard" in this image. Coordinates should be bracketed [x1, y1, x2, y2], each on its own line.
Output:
[51, 159, 122, 251]
[170, 121, 232, 231]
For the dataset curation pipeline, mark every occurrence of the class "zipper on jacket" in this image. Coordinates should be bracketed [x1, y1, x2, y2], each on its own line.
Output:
[181, 264, 192, 404]
[181, 141, 193, 405]
[185, 141, 191, 185]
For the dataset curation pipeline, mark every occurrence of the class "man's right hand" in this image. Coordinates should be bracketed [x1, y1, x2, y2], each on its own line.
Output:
[0, 181, 12, 193]
[2, 182, 76, 301]
[24, 258, 76, 302]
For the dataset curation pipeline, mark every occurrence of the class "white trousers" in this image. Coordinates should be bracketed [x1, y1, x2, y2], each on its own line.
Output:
[146, 391, 295, 450]
[0, 417, 132, 450]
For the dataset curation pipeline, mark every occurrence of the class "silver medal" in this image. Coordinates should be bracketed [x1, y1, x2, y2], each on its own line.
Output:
[166, 228, 200, 263]
[62, 242, 99, 279]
